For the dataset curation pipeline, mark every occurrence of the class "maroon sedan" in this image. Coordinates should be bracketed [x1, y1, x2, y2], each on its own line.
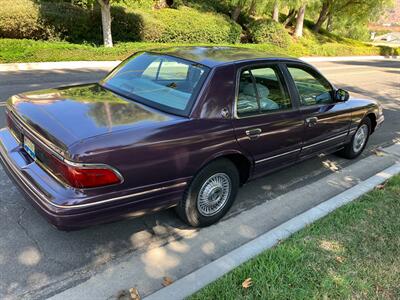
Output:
[0, 47, 384, 230]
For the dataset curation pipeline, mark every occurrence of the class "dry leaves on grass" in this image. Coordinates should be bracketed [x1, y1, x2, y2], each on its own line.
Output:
[242, 278, 253, 289]
[162, 276, 174, 287]
[376, 183, 386, 190]
[366, 208, 374, 215]
[335, 256, 345, 263]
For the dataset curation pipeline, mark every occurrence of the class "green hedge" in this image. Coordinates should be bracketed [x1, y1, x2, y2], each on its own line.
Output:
[0, 0, 241, 44]
[0, 0, 54, 40]
[136, 7, 241, 43]
[248, 19, 291, 48]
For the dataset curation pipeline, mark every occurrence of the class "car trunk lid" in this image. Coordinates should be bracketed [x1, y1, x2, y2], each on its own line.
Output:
[7, 83, 176, 157]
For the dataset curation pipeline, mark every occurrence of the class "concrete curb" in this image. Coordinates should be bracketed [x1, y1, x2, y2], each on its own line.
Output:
[44, 144, 399, 300]
[0, 55, 398, 72]
[300, 55, 399, 62]
[0, 61, 120, 72]
[144, 163, 400, 300]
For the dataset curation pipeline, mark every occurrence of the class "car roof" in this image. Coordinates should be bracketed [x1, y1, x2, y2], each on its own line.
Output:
[148, 46, 300, 68]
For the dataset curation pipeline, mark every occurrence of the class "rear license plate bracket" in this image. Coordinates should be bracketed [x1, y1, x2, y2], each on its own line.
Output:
[23, 136, 36, 160]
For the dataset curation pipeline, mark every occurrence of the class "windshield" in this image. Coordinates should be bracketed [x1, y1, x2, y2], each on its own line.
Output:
[101, 52, 210, 116]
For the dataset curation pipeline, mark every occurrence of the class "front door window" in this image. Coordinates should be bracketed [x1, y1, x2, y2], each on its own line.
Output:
[287, 66, 333, 106]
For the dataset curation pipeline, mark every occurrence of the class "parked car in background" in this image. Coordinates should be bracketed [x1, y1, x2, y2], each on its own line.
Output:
[0, 47, 384, 230]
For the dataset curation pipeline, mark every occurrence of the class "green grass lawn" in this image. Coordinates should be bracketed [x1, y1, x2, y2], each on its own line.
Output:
[190, 175, 400, 300]
[0, 38, 398, 63]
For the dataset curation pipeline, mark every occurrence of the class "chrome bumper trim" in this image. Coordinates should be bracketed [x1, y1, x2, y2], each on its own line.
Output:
[8, 109, 125, 186]
[0, 132, 187, 210]
[9, 109, 66, 160]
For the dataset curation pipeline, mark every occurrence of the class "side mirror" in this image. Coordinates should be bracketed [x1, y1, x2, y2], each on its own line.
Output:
[335, 89, 350, 102]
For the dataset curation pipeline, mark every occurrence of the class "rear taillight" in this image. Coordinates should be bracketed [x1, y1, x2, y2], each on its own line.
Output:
[39, 147, 122, 188]
[7, 111, 122, 188]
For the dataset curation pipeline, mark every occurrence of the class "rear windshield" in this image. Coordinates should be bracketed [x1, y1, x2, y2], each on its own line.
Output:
[101, 52, 210, 116]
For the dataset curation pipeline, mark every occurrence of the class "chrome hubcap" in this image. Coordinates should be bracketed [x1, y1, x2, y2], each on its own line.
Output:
[197, 173, 231, 217]
[353, 124, 368, 153]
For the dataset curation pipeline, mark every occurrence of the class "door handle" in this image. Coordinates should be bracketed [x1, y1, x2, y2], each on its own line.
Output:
[305, 117, 318, 127]
[246, 128, 262, 139]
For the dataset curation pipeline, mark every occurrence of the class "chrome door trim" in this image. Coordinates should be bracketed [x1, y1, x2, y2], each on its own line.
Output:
[349, 128, 357, 135]
[255, 148, 301, 164]
[302, 132, 348, 150]
[254, 131, 349, 164]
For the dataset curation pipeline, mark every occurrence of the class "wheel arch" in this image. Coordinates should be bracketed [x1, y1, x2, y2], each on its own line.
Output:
[364, 112, 377, 133]
[199, 150, 253, 185]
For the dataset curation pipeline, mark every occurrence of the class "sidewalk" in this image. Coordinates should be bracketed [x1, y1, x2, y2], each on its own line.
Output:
[47, 143, 400, 300]
[0, 55, 398, 72]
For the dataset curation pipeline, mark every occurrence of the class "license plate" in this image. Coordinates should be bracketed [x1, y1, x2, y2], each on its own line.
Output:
[23, 136, 36, 160]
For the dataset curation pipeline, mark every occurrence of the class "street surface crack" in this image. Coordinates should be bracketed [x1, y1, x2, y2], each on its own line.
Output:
[17, 207, 44, 252]
[16, 207, 71, 269]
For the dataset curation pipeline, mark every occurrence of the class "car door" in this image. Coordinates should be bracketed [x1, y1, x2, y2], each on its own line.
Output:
[284, 63, 352, 156]
[232, 62, 304, 178]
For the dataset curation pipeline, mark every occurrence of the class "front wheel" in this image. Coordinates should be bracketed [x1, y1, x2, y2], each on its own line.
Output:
[338, 118, 371, 159]
[175, 159, 239, 227]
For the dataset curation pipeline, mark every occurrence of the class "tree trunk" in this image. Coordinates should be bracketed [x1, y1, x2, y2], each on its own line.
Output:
[283, 9, 296, 27]
[294, 3, 306, 38]
[231, 5, 241, 22]
[313, 1, 330, 33]
[326, 14, 333, 32]
[248, 0, 257, 16]
[272, 1, 279, 22]
[99, 0, 113, 47]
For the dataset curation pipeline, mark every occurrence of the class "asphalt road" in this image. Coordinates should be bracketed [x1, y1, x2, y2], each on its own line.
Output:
[0, 60, 399, 299]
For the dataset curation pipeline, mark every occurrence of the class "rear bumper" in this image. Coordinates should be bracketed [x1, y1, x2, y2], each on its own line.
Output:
[0, 128, 185, 230]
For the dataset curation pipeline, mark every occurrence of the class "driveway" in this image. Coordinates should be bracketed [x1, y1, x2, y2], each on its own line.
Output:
[0, 59, 399, 299]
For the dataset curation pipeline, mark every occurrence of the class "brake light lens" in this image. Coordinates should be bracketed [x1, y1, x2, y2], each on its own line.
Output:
[39, 147, 122, 188]
[60, 163, 122, 188]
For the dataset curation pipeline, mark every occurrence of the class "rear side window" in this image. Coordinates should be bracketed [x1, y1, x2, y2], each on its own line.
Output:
[287, 66, 333, 106]
[237, 65, 291, 117]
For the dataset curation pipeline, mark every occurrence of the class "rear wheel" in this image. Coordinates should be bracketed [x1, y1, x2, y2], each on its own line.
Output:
[175, 159, 239, 227]
[338, 118, 371, 159]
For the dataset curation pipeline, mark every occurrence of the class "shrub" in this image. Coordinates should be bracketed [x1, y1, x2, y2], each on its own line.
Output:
[130, 6, 242, 44]
[248, 19, 291, 48]
[0, 1, 241, 44]
[40, 2, 102, 43]
[0, 0, 58, 40]
[0, 0, 99, 41]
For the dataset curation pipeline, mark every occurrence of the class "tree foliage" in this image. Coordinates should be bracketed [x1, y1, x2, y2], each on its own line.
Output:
[312, 0, 394, 34]
[2, 0, 394, 47]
